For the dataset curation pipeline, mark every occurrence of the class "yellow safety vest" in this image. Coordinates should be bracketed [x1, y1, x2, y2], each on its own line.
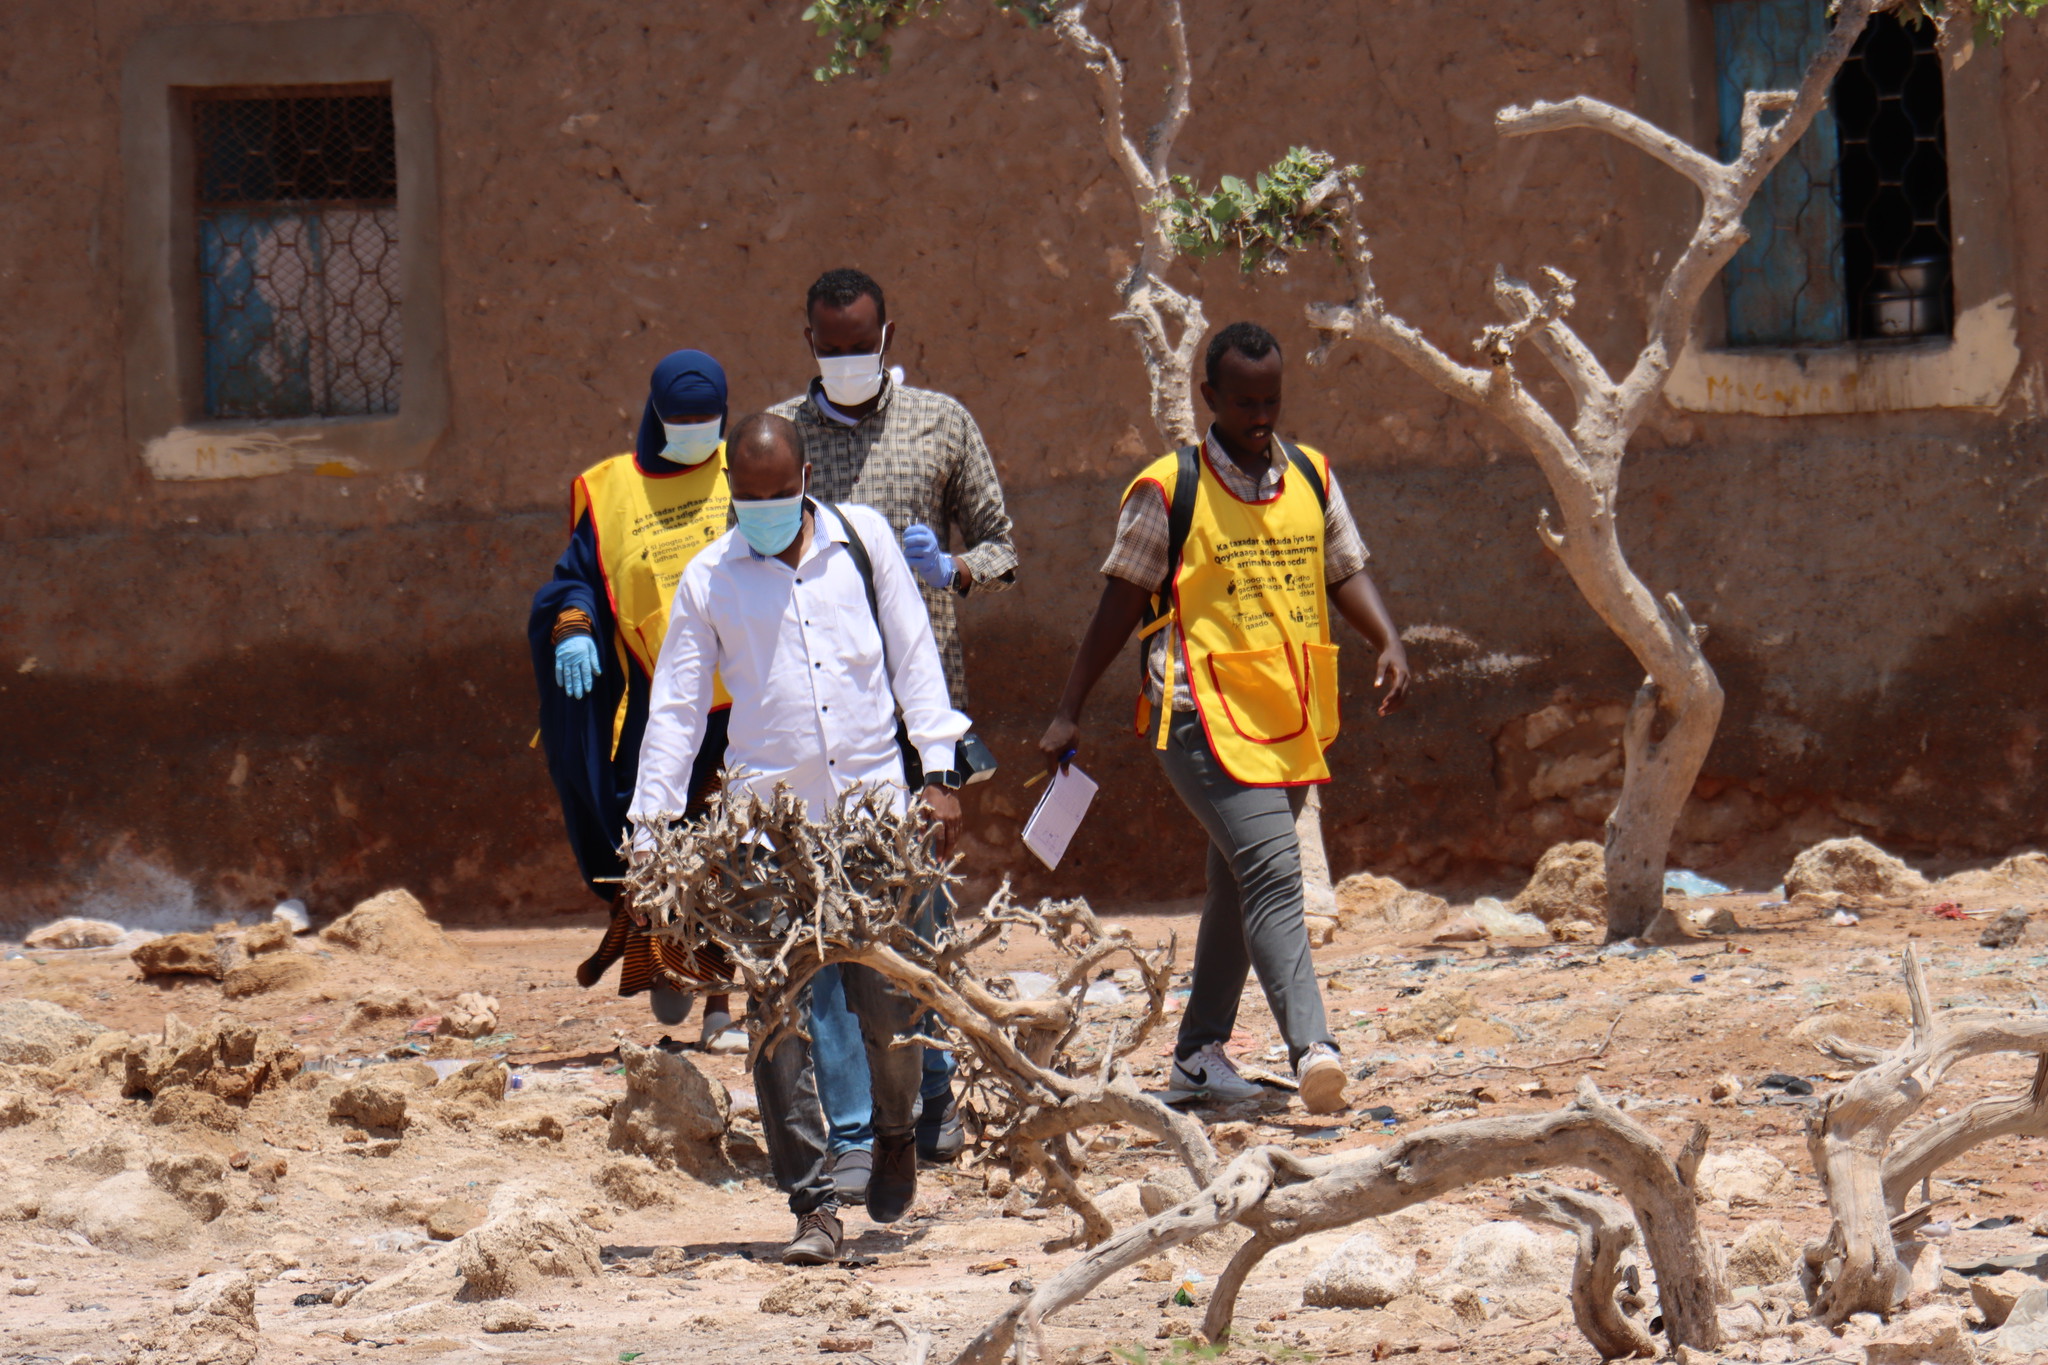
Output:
[571, 450, 732, 755]
[1127, 442, 1338, 786]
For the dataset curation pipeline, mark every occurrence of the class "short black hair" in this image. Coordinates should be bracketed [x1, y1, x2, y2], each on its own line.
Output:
[806, 268, 887, 325]
[1205, 321, 1281, 384]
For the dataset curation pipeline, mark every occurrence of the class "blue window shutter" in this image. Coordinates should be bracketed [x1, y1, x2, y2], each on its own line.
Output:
[1713, 0, 1846, 346]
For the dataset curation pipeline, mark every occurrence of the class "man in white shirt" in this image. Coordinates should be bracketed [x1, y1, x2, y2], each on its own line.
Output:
[628, 412, 971, 1265]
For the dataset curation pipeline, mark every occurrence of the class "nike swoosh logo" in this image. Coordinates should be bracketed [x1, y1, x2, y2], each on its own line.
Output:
[1185, 1066, 1208, 1085]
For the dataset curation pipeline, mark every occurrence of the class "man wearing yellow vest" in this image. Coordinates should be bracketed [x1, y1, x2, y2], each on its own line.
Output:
[1038, 322, 1410, 1114]
[529, 349, 741, 1045]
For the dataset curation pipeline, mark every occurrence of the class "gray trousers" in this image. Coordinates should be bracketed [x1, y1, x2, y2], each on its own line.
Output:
[754, 962, 922, 1215]
[1159, 711, 1335, 1067]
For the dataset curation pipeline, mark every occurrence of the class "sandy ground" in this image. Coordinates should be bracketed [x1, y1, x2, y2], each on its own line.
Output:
[4, 885, 2048, 1365]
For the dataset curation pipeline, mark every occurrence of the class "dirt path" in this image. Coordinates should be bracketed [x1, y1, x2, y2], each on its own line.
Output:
[4, 890, 2046, 1364]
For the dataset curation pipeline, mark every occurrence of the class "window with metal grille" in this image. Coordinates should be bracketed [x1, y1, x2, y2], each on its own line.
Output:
[1711, 3, 1952, 347]
[194, 87, 402, 420]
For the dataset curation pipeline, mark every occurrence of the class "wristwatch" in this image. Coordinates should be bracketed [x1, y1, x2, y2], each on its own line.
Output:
[923, 769, 966, 790]
[949, 565, 970, 596]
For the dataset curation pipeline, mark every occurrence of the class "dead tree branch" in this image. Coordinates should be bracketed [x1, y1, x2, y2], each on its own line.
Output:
[1051, 0, 1205, 444]
[1803, 943, 2048, 1323]
[1513, 1181, 1659, 1360]
[631, 790, 1720, 1365]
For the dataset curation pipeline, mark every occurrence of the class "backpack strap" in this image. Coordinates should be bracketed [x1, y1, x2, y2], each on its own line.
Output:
[822, 501, 922, 788]
[1276, 437, 1329, 512]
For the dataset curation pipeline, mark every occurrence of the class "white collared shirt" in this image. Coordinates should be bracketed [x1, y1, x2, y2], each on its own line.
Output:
[628, 501, 969, 834]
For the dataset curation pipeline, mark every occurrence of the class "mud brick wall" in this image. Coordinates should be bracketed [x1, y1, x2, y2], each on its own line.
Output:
[1, 0, 2044, 929]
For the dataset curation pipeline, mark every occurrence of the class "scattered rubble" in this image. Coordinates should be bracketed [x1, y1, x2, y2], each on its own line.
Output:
[1979, 906, 2029, 949]
[759, 1270, 873, 1319]
[0, 998, 104, 1065]
[1383, 986, 1479, 1042]
[319, 889, 468, 963]
[132, 931, 228, 980]
[1783, 837, 1928, 901]
[123, 1016, 302, 1103]
[343, 987, 437, 1032]
[424, 1196, 486, 1241]
[126, 1270, 260, 1365]
[1863, 1303, 1977, 1365]
[439, 991, 501, 1039]
[1693, 904, 1743, 935]
[1302, 1230, 1417, 1308]
[596, 1157, 674, 1210]
[1693, 1146, 1792, 1206]
[606, 1039, 731, 1178]
[457, 1198, 604, 1299]
[1987, 1286, 2048, 1356]
[1510, 841, 1606, 925]
[328, 1075, 412, 1132]
[1333, 872, 1451, 933]
[1970, 1270, 2040, 1328]
[23, 917, 125, 949]
[1725, 1219, 1798, 1287]
[221, 952, 320, 998]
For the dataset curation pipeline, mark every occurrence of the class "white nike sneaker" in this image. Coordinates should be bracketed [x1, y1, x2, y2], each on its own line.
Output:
[1163, 1042, 1267, 1103]
[1295, 1042, 1349, 1114]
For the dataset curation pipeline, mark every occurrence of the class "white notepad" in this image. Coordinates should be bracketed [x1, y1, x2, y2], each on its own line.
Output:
[1022, 764, 1099, 870]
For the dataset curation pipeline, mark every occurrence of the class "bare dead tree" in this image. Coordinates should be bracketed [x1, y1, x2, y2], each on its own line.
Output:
[1801, 942, 2048, 1323]
[1278, 4, 1908, 941]
[628, 785, 1724, 1362]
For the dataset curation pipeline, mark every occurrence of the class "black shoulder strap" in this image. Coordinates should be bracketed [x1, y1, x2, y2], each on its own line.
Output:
[1277, 437, 1328, 511]
[825, 500, 882, 633]
[1161, 442, 1202, 597]
[826, 500, 923, 788]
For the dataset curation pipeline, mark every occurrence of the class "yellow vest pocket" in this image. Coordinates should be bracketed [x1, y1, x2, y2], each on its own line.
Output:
[1206, 644, 1309, 745]
[1304, 642, 1341, 746]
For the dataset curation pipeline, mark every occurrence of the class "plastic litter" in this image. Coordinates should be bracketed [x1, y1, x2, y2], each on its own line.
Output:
[1471, 897, 1548, 938]
[1083, 979, 1123, 1006]
[1690, 973, 1707, 983]
[1830, 910, 1862, 926]
[1664, 870, 1732, 897]
[1971, 1215, 2023, 1230]
[1758, 1073, 1814, 1096]
[1007, 971, 1057, 1000]
[272, 899, 311, 933]
[1173, 1269, 1204, 1306]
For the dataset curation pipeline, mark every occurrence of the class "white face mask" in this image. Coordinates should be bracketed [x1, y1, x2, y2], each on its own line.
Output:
[815, 325, 891, 407]
[659, 417, 722, 466]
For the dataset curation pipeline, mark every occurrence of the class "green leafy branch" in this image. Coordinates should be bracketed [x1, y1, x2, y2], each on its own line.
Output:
[801, 0, 1058, 80]
[1154, 147, 1361, 276]
[1893, 0, 2044, 42]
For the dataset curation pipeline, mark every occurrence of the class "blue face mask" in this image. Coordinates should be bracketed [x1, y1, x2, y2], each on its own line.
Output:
[659, 418, 722, 466]
[734, 490, 807, 556]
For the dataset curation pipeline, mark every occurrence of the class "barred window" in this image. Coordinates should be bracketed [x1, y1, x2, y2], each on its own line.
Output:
[1711, 3, 1953, 347]
[194, 87, 402, 420]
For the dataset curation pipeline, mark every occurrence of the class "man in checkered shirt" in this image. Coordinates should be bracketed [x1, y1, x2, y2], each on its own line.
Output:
[769, 268, 1017, 714]
[767, 266, 1017, 1202]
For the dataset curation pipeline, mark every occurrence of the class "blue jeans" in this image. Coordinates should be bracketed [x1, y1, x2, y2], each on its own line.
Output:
[808, 887, 957, 1155]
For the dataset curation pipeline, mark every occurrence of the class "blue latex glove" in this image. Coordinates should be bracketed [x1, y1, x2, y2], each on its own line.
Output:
[555, 635, 601, 699]
[901, 522, 955, 590]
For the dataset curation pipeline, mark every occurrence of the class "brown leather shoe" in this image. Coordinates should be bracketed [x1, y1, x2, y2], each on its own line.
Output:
[782, 1206, 842, 1266]
[866, 1132, 918, 1224]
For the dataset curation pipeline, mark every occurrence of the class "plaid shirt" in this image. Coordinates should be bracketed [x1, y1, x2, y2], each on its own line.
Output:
[1103, 430, 1369, 711]
[770, 377, 1018, 709]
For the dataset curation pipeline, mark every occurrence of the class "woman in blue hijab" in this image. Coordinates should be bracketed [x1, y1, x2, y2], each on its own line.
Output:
[528, 349, 741, 1044]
